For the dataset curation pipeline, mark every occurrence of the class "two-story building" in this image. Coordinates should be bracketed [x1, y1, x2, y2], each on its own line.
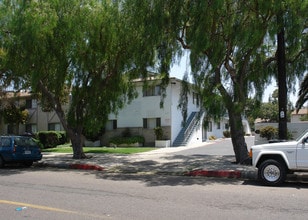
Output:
[102, 77, 206, 146]
[0, 91, 63, 135]
[1, 77, 243, 146]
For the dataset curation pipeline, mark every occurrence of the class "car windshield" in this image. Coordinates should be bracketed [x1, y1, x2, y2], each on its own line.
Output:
[296, 129, 308, 142]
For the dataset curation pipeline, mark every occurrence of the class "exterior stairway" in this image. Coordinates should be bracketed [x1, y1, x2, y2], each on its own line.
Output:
[173, 111, 201, 147]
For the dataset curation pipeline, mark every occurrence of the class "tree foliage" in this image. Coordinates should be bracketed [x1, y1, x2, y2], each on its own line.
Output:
[1, 0, 149, 158]
[122, 0, 307, 164]
[1, 103, 29, 125]
[296, 73, 308, 111]
[245, 88, 295, 127]
[1, 0, 306, 162]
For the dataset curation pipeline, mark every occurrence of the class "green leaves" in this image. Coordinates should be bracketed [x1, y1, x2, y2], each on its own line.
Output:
[2, 1, 143, 139]
[1, 104, 29, 124]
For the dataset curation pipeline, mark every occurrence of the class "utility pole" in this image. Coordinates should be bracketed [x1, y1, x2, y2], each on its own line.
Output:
[277, 13, 288, 140]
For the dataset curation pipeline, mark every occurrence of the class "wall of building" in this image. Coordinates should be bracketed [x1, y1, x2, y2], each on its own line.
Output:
[254, 122, 308, 145]
[0, 93, 65, 135]
[104, 78, 205, 146]
[105, 80, 176, 145]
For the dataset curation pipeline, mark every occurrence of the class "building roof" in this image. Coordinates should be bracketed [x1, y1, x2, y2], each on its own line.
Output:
[0, 91, 32, 99]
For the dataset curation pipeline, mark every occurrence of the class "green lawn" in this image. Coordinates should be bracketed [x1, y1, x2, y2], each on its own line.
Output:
[42, 144, 156, 154]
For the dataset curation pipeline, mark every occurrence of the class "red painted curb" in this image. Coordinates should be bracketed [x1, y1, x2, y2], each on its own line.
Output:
[186, 170, 241, 178]
[69, 163, 104, 171]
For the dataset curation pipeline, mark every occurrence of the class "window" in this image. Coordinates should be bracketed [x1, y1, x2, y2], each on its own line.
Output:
[26, 124, 37, 133]
[193, 92, 199, 106]
[26, 99, 37, 109]
[0, 137, 11, 147]
[26, 99, 32, 108]
[143, 118, 147, 128]
[143, 118, 161, 129]
[225, 123, 229, 130]
[113, 120, 117, 129]
[48, 123, 61, 131]
[208, 121, 213, 132]
[106, 120, 117, 131]
[216, 122, 221, 130]
[143, 85, 161, 96]
[156, 118, 161, 127]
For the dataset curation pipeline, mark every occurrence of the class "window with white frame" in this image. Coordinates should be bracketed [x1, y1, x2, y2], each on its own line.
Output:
[225, 123, 229, 130]
[26, 124, 37, 133]
[105, 120, 117, 131]
[193, 92, 200, 106]
[143, 118, 161, 129]
[48, 123, 61, 131]
[208, 121, 213, 132]
[143, 85, 161, 96]
[26, 99, 37, 109]
[216, 122, 221, 129]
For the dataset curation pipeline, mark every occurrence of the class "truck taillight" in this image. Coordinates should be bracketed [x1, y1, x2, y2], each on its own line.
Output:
[249, 149, 252, 158]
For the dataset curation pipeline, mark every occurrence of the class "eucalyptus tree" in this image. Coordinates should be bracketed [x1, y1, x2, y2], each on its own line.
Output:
[3, 0, 141, 158]
[123, 0, 307, 164]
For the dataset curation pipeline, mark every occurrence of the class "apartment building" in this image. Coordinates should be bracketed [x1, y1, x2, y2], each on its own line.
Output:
[0, 91, 63, 135]
[0, 77, 237, 146]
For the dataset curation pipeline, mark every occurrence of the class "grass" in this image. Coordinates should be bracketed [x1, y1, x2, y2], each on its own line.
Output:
[42, 144, 156, 154]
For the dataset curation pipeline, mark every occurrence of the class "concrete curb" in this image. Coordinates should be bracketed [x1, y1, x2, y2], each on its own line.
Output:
[39, 161, 257, 180]
[69, 163, 104, 171]
[37, 162, 104, 171]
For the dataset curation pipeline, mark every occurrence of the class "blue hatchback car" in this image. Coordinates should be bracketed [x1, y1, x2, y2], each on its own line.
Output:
[0, 135, 42, 167]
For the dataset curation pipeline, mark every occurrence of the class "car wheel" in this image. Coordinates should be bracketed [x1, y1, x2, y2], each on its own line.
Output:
[0, 156, 4, 168]
[258, 159, 286, 186]
[24, 161, 33, 167]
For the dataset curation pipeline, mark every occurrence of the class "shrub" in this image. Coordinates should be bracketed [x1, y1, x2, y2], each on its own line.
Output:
[209, 135, 216, 140]
[223, 130, 231, 138]
[259, 126, 278, 140]
[154, 127, 163, 140]
[109, 136, 145, 146]
[122, 128, 132, 137]
[36, 131, 67, 148]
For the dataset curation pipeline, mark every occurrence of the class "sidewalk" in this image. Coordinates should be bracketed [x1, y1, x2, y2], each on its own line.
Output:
[37, 143, 258, 180]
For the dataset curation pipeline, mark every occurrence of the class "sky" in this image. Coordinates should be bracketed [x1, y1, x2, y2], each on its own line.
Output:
[169, 53, 299, 105]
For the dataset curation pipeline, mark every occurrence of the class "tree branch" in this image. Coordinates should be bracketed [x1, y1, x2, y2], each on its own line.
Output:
[224, 40, 236, 78]
[37, 80, 69, 131]
[177, 25, 190, 49]
[286, 48, 308, 64]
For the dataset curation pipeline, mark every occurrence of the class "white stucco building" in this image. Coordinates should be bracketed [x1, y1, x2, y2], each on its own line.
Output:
[101, 77, 232, 147]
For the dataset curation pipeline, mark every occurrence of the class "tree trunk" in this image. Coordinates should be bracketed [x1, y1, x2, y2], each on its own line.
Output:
[277, 14, 288, 140]
[228, 109, 250, 164]
[37, 81, 87, 159]
[67, 129, 87, 159]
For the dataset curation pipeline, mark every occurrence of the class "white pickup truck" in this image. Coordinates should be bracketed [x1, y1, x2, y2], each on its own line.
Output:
[250, 129, 308, 186]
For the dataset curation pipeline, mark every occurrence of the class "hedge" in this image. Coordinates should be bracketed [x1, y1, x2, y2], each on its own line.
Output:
[36, 131, 67, 148]
[109, 136, 145, 146]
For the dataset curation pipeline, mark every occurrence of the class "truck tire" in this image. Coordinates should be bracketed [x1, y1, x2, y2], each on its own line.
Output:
[258, 159, 286, 186]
